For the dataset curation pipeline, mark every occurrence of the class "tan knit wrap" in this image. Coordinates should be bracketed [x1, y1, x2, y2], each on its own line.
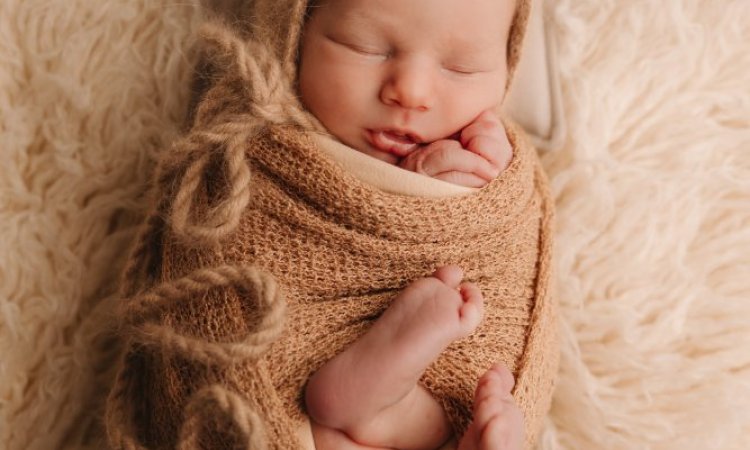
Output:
[105, 0, 555, 449]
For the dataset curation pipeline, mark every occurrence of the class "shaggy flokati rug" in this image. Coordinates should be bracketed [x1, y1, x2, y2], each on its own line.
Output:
[1, 1, 748, 449]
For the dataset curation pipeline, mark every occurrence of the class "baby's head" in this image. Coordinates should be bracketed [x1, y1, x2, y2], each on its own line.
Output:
[298, 0, 517, 164]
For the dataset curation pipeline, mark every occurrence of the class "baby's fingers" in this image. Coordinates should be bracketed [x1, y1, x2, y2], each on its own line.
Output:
[415, 141, 497, 182]
[460, 112, 512, 171]
[465, 134, 513, 174]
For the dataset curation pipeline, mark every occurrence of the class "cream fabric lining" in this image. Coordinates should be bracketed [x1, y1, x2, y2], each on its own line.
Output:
[310, 132, 477, 198]
[504, 0, 566, 152]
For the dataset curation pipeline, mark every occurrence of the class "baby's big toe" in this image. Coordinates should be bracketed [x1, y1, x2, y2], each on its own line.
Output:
[480, 413, 524, 450]
[479, 363, 515, 393]
[472, 371, 524, 450]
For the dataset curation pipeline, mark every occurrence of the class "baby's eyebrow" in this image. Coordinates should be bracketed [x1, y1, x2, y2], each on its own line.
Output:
[332, 5, 384, 31]
[441, 28, 505, 56]
[446, 43, 504, 63]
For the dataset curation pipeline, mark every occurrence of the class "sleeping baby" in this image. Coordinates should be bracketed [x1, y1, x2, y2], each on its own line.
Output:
[105, 0, 558, 449]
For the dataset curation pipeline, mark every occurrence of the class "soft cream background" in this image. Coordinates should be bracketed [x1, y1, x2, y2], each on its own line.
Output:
[1, 1, 748, 449]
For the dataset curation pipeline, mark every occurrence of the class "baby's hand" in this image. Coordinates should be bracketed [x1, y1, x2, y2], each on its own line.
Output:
[398, 111, 512, 188]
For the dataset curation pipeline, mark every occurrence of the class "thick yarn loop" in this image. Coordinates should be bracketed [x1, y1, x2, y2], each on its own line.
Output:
[177, 385, 269, 450]
[166, 23, 320, 247]
[168, 129, 254, 248]
[122, 264, 286, 366]
[106, 264, 285, 449]
[199, 23, 282, 109]
[198, 22, 319, 132]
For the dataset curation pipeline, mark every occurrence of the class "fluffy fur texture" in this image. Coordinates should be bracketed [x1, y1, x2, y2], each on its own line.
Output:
[539, 1, 750, 449]
[1, 0, 749, 449]
[0, 1, 202, 448]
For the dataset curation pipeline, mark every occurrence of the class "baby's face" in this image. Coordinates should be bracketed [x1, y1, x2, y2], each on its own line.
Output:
[298, 0, 514, 164]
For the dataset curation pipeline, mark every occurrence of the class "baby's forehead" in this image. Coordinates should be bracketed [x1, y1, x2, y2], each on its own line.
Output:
[314, 0, 514, 45]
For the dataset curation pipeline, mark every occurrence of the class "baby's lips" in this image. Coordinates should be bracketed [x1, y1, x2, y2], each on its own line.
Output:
[369, 130, 420, 157]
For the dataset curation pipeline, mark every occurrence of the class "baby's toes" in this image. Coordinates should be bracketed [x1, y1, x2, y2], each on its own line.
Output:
[472, 365, 524, 449]
[479, 410, 524, 450]
[473, 386, 506, 429]
[477, 363, 515, 394]
[457, 282, 484, 332]
[473, 395, 524, 450]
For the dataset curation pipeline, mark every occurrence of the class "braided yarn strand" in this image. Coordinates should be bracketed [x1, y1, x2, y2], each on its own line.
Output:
[107, 263, 286, 449]
[123, 264, 285, 366]
[108, 19, 306, 450]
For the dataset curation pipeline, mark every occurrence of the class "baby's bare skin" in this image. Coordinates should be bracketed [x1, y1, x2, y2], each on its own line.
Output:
[457, 364, 524, 450]
[399, 111, 513, 188]
[305, 266, 523, 450]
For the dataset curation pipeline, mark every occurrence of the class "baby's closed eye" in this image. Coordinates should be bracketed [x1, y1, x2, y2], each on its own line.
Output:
[442, 65, 482, 75]
[328, 35, 390, 58]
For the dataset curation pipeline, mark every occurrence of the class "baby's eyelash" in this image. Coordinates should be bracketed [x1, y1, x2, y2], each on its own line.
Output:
[444, 66, 479, 75]
[327, 35, 388, 58]
[350, 45, 388, 57]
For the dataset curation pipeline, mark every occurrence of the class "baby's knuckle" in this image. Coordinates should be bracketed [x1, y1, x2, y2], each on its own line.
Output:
[434, 146, 457, 165]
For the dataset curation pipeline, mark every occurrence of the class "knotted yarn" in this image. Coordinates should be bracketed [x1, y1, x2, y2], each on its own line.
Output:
[162, 21, 322, 248]
[106, 19, 319, 450]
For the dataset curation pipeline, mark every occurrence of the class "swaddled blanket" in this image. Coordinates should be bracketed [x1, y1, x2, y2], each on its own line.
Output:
[107, 123, 557, 450]
[105, 0, 557, 449]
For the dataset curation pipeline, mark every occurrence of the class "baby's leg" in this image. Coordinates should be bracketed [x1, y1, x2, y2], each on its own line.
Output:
[305, 265, 484, 450]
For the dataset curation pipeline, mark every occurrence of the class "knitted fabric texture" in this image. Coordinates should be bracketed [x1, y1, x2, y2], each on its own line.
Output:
[105, 0, 556, 449]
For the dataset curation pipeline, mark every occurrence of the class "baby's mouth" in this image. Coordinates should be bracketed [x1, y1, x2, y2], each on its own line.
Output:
[368, 129, 421, 157]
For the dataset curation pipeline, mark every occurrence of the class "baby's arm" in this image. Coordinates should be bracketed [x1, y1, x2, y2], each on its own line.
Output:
[398, 111, 512, 188]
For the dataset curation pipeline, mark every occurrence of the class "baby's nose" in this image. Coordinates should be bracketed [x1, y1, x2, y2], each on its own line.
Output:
[380, 62, 434, 111]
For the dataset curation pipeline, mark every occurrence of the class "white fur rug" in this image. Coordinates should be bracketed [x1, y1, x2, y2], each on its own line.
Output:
[1, 1, 748, 449]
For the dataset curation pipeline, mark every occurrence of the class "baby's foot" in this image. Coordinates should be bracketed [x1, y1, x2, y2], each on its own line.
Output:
[305, 265, 484, 446]
[377, 265, 484, 365]
[458, 364, 524, 450]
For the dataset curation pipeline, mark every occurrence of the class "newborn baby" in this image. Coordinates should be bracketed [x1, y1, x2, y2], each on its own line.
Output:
[105, 0, 558, 449]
